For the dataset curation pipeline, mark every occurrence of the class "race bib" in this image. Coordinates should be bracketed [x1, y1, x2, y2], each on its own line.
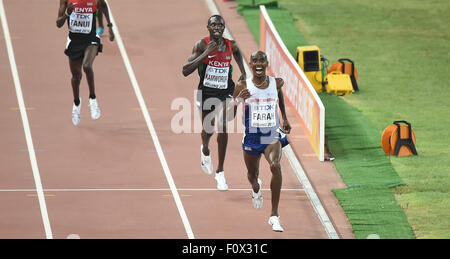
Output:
[69, 13, 93, 34]
[250, 102, 277, 128]
[203, 65, 229, 89]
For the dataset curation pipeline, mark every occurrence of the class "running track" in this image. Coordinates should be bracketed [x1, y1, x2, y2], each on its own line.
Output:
[0, 0, 353, 239]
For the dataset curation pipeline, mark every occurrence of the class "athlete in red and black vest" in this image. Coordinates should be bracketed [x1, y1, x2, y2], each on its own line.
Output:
[183, 15, 247, 191]
[56, 0, 114, 126]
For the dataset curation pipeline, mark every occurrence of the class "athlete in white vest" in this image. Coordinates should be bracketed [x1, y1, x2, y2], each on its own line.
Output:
[233, 51, 291, 232]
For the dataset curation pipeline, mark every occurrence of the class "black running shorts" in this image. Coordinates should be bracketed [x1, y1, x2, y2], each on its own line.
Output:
[64, 36, 103, 61]
[197, 81, 235, 113]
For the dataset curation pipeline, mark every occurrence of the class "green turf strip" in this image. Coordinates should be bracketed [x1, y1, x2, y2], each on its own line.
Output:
[333, 185, 414, 239]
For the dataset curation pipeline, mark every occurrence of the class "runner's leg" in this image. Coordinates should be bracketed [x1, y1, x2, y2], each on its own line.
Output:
[69, 58, 82, 104]
[263, 141, 282, 216]
[82, 44, 99, 98]
[216, 101, 228, 173]
[243, 151, 261, 193]
[201, 110, 215, 156]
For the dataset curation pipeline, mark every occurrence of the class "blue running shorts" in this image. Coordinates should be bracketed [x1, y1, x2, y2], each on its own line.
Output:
[242, 128, 289, 156]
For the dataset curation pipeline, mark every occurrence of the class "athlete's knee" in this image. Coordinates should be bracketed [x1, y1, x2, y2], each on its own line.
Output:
[217, 132, 228, 141]
[201, 130, 213, 139]
[217, 124, 228, 134]
[202, 119, 215, 134]
[269, 161, 281, 173]
[82, 62, 93, 72]
[71, 73, 82, 82]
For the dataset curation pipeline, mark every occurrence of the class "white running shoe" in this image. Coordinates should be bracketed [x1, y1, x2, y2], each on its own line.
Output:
[89, 98, 101, 120]
[200, 145, 213, 175]
[268, 216, 284, 232]
[252, 178, 263, 209]
[215, 171, 229, 191]
[72, 98, 81, 126]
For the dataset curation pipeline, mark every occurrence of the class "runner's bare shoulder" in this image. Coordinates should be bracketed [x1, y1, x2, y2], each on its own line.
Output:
[230, 40, 238, 50]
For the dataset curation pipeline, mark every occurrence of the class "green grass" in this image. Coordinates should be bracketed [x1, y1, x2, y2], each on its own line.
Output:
[333, 185, 413, 239]
[236, 0, 450, 238]
[238, 6, 309, 54]
[277, 0, 450, 239]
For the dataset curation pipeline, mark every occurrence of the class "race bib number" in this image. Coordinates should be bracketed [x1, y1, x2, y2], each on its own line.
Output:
[69, 13, 93, 34]
[250, 102, 277, 128]
[203, 65, 229, 89]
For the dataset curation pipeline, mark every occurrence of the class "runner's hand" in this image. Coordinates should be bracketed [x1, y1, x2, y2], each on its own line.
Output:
[282, 119, 291, 134]
[108, 27, 115, 41]
[205, 41, 218, 55]
[237, 88, 251, 100]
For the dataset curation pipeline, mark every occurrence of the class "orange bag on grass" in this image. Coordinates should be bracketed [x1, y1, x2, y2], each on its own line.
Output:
[381, 121, 417, 156]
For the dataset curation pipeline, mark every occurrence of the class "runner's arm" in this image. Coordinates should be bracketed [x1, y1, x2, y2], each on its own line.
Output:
[56, 0, 69, 28]
[233, 80, 247, 99]
[97, 0, 115, 41]
[97, 8, 104, 27]
[276, 78, 291, 134]
[227, 79, 248, 118]
[231, 40, 247, 81]
[182, 39, 216, 77]
[233, 80, 251, 106]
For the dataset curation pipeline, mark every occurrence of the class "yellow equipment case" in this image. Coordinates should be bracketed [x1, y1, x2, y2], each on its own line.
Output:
[324, 71, 353, 95]
[328, 58, 359, 91]
[296, 45, 323, 92]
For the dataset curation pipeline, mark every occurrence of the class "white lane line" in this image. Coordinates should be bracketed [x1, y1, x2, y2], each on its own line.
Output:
[205, 0, 339, 239]
[0, 0, 53, 239]
[105, 0, 194, 239]
[0, 188, 305, 192]
[284, 145, 339, 239]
